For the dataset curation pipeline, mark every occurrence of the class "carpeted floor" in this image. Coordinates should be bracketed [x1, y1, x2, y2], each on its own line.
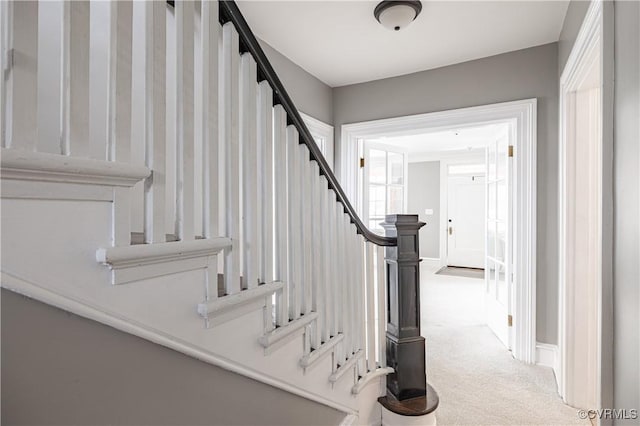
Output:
[421, 261, 589, 426]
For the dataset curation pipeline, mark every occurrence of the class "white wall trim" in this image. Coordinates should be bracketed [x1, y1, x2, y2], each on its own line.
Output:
[0, 271, 356, 415]
[96, 238, 231, 285]
[340, 99, 537, 364]
[536, 342, 560, 391]
[557, 0, 606, 409]
[300, 111, 334, 170]
[0, 148, 150, 187]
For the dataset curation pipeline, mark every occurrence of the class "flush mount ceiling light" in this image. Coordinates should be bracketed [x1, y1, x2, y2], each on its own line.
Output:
[374, 0, 422, 32]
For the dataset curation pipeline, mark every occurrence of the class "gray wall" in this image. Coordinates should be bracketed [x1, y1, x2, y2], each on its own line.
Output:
[260, 40, 333, 125]
[333, 43, 559, 344]
[612, 0, 640, 421]
[1, 289, 346, 426]
[408, 161, 440, 259]
[557, 0, 591, 74]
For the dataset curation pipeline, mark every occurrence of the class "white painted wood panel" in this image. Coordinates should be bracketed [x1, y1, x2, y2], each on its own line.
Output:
[220, 22, 240, 295]
[240, 53, 258, 289]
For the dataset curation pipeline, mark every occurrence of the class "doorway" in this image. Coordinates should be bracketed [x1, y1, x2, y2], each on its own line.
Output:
[447, 173, 485, 269]
[340, 99, 537, 363]
[558, 0, 610, 411]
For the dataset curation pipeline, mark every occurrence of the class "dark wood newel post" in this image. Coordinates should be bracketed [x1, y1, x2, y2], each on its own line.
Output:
[378, 214, 439, 417]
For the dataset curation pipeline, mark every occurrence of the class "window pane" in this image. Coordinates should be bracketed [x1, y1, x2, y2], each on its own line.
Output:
[496, 137, 508, 180]
[369, 185, 386, 217]
[369, 149, 386, 184]
[497, 262, 508, 306]
[488, 182, 496, 220]
[497, 179, 507, 222]
[387, 186, 403, 214]
[388, 152, 404, 184]
[496, 221, 507, 262]
[487, 142, 497, 180]
[369, 217, 385, 235]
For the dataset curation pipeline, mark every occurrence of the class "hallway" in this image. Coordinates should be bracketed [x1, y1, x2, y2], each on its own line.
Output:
[421, 260, 589, 425]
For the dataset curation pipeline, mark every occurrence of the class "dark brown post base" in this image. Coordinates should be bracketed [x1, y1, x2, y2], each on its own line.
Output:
[378, 383, 440, 417]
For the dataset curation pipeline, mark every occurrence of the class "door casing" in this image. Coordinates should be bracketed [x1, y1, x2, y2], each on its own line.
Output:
[340, 99, 537, 364]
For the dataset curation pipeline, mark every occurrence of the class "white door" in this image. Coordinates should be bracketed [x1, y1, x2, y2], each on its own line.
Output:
[447, 175, 485, 268]
[485, 135, 513, 348]
[363, 142, 408, 234]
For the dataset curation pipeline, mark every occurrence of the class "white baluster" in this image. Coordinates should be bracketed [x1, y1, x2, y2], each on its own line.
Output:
[357, 234, 367, 374]
[61, 1, 90, 157]
[376, 244, 387, 366]
[175, 0, 195, 241]
[312, 161, 324, 349]
[36, 1, 63, 154]
[366, 242, 377, 372]
[329, 191, 339, 339]
[258, 81, 274, 331]
[142, 0, 166, 244]
[258, 81, 274, 283]
[315, 170, 333, 342]
[220, 22, 240, 295]
[300, 144, 312, 315]
[286, 125, 301, 319]
[240, 53, 258, 289]
[273, 105, 288, 325]
[335, 201, 346, 365]
[106, 0, 132, 163]
[201, 0, 219, 241]
[342, 213, 353, 359]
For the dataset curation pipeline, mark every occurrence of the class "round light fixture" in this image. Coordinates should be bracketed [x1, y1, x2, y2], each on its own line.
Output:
[374, 1, 422, 32]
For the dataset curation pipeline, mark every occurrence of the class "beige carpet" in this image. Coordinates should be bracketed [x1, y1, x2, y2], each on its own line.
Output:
[421, 261, 589, 426]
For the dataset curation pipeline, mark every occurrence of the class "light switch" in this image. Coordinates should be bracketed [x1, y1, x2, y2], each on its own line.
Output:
[425, 209, 434, 216]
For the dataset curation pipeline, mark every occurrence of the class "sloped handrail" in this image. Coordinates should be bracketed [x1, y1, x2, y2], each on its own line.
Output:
[218, 0, 397, 247]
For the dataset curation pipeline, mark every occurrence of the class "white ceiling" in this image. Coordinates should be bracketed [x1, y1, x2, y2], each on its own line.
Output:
[237, 1, 569, 87]
[368, 122, 507, 155]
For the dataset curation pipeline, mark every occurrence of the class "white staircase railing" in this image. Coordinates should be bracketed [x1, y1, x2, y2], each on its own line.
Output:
[0, 0, 395, 410]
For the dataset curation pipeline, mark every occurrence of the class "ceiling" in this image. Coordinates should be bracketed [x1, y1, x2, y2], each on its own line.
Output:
[237, 1, 569, 87]
[368, 122, 508, 155]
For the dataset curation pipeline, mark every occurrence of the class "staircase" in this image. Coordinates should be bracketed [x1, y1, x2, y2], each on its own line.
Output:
[0, 1, 407, 424]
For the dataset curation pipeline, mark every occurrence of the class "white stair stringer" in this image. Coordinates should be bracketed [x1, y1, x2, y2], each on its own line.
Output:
[0, 159, 388, 422]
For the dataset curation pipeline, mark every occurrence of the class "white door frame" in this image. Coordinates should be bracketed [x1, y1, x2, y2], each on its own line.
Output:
[340, 99, 537, 363]
[558, 0, 612, 410]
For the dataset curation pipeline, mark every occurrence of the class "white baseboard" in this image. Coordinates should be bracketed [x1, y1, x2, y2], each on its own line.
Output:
[536, 342, 560, 392]
[421, 257, 440, 261]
